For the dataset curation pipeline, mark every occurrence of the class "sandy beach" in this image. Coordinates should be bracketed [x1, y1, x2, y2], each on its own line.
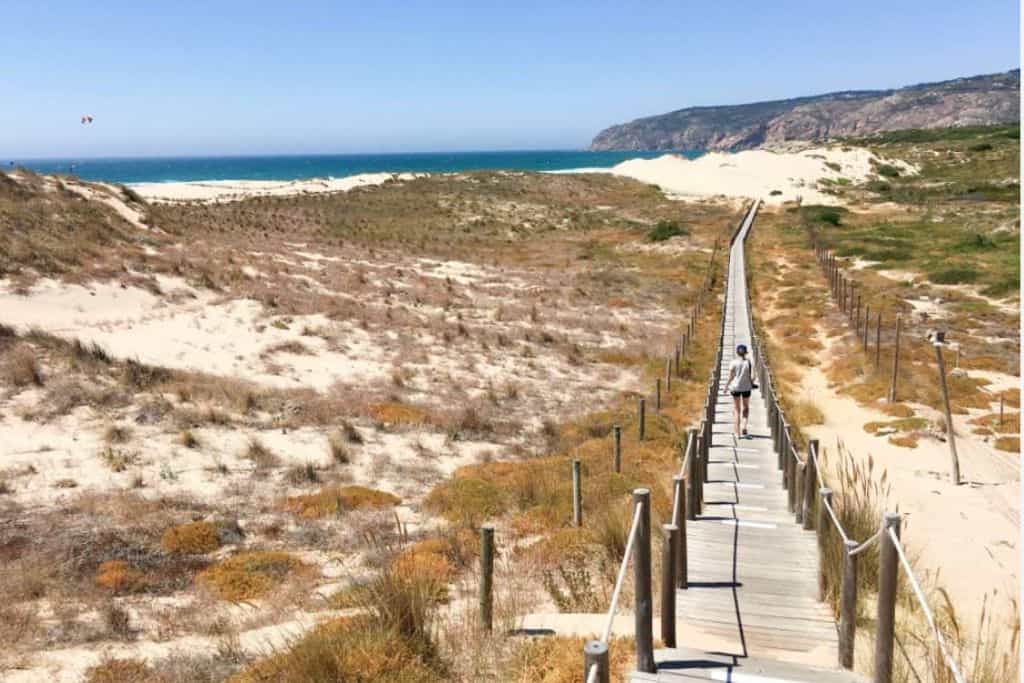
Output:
[131, 172, 421, 203]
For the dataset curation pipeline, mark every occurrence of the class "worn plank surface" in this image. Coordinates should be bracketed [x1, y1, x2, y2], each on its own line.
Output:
[634, 203, 861, 681]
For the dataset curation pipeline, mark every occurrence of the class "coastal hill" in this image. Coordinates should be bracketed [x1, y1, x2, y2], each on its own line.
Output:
[590, 69, 1019, 151]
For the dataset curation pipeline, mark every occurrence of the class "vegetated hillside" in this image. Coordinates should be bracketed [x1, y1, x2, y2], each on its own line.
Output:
[590, 69, 1020, 152]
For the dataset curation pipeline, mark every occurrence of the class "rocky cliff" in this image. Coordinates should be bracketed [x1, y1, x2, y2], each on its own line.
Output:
[589, 70, 1020, 151]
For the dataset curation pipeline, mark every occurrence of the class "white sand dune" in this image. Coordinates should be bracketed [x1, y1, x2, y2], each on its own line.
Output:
[600, 148, 915, 205]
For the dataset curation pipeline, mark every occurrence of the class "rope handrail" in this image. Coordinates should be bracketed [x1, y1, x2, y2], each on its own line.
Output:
[888, 526, 967, 683]
[601, 501, 644, 643]
[820, 493, 852, 545]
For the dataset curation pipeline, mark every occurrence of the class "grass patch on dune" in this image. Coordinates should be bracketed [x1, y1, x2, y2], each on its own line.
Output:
[161, 521, 221, 555]
[199, 551, 305, 602]
[283, 485, 401, 518]
[502, 635, 635, 682]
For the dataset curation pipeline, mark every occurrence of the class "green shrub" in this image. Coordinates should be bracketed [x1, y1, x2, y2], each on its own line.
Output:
[968, 142, 994, 152]
[865, 180, 891, 194]
[804, 206, 845, 226]
[928, 267, 979, 285]
[646, 220, 688, 242]
[874, 163, 901, 178]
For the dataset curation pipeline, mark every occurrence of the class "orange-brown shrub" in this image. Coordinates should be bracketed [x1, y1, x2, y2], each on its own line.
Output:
[160, 521, 221, 554]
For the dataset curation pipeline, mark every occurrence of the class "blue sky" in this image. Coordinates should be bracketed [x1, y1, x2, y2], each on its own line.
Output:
[1, 1, 1018, 158]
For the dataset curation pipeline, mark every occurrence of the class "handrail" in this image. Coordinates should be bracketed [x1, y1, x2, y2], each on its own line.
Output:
[888, 527, 967, 683]
[742, 201, 968, 683]
[585, 664, 599, 683]
[601, 501, 644, 643]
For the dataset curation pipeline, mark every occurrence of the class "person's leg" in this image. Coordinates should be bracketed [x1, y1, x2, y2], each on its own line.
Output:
[741, 395, 751, 435]
[733, 394, 742, 437]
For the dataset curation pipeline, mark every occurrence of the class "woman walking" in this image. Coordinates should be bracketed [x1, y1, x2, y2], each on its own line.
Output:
[727, 344, 755, 439]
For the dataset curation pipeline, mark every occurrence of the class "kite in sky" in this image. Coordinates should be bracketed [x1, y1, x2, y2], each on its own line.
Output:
[80, 115, 94, 124]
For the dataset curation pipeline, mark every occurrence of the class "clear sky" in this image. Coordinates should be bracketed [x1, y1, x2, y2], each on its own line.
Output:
[1, 1, 1018, 158]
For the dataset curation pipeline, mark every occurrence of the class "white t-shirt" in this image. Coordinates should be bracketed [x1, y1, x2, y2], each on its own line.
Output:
[728, 357, 754, 393]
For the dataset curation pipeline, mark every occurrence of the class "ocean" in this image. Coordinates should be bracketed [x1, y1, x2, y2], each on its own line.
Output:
[7, 150, 696, 185]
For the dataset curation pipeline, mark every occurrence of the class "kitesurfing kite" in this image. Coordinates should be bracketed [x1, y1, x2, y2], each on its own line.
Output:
[80, 115, 94, 124]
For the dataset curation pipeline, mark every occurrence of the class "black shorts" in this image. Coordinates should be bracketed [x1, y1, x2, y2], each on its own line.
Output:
[731, 390, 751, 398]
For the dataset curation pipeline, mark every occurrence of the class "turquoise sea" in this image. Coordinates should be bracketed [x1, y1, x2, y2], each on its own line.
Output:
[8, 150, 698, 185]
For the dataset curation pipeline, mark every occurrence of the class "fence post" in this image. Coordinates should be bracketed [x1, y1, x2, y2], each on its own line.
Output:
[480, 524, 495, 631]
[673, 475, 687, 588]
[1000, 395, 1005, 427]
[839, 539, 858, 670]
[889, 314, 901, 403]
[613, 425, 622, 473]
[933, 341, 961, 485]
[572, 459, 582, 527]
[665, 357, 672, 393]
[675, 345, 681, 378]
[655, 379, 662, 413]
[817, 488, 833, 602]
[786, 431, 797, 514]
[686, 429, 698, 521]
[875, 312, 882, 369]
[661, 523, 678, 648]
[583, 640, 609, 683]
[795, 461, 805, 524]
[874, 512, 902, 683]
[863, 304, 870, 352]
[802, 440, 818, 530]
[634, 489, 655, 674]
[638, 398, 646, 441]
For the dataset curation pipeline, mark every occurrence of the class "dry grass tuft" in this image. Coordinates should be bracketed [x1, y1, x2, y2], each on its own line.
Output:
[791, 399, 825, 426]
[161, 521, 221, 555]
[502, 635, 634, 682]
[199, 551, 304, 602]
[84, 658, 154, 683]
[94, 560, 148, 594]
[994, 436, 1020, 453]
[888, 434, 919, 448]
[283, 485, 401, 518]
[103, 423, 133, 444]
[3, 344, 44, 387]
[328, 432, 351, 464]
[369, 402, 431, 426]
[245, 438, 280, 469]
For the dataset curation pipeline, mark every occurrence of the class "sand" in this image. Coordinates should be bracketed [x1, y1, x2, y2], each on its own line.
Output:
[131, 172, 422, 203]
[595, 147, 915, 205]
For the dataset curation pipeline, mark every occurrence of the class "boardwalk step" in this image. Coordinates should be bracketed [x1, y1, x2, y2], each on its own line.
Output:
[629, 647, 867, 682]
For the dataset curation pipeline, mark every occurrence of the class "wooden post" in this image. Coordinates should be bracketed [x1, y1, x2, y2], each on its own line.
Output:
[674, 345, 681, 377]
[874, 513, 902, 683]
[571, 459, 582, 527]
[863, 304, 870, 352]
[795, 461, 805, 524]
[655, 379, 662, 413]
[786, 431, 797, 513]
[638, 398, 646, 441]
[817, 488, 833, 602]
[661, 524, 678, 648]
[583, 640, 609, 683]
[889, 315, 901, 403]
[933, 342, 961, 485]
[672, 475, 687, 588]
[686, 429, 698, 521]
[665, 357, 672, 392]
[802, 440, 818, 530]
[839, 539, 858, 670]
[875, 312, 882, 369]
[634, 489, 655, 674]
[613, 425, 622, 473]
[480, 525, 495, 631]
[999, 395, 1005, 427]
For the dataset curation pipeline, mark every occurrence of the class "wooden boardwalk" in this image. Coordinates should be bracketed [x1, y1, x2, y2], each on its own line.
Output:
[631, 205, 860, 681]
